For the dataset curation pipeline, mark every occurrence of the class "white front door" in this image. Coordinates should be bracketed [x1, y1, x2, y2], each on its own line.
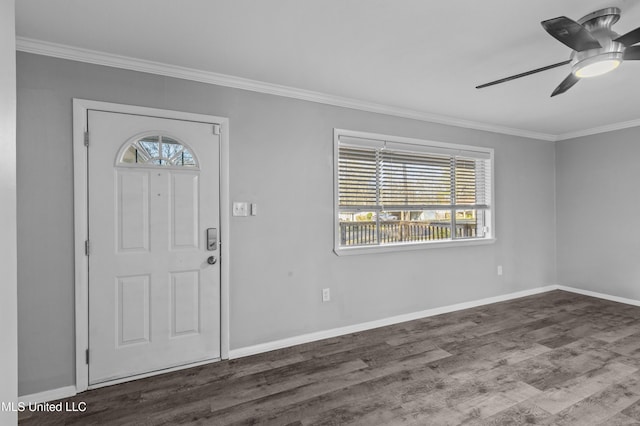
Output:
[87, 110, 221, 385]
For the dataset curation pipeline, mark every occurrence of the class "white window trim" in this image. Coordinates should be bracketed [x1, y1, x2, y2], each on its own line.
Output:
[333, 128, 496, 256]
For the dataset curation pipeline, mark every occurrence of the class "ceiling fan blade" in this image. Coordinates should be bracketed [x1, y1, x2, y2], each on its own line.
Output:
[551, 74, 579, 97]
[476, 60, 571, 89]
[615, 27, 640, 46]
[624, 45, 640, 60]
[541, 17, 602, 51]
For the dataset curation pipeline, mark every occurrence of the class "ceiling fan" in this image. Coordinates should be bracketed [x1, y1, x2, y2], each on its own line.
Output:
[476, 7, 640, 96]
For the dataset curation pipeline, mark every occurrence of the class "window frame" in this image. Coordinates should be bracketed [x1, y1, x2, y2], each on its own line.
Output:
[334, 128, 495, 255]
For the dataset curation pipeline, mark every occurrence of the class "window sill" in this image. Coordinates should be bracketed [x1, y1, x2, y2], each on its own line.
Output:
[334, 238, 496, 256]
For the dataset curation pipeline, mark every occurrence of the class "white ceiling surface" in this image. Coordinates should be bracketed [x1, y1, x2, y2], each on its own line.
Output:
[15, 0, 640, 139]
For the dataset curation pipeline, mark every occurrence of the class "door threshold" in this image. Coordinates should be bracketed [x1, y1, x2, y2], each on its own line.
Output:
[87, 357, 221, 390]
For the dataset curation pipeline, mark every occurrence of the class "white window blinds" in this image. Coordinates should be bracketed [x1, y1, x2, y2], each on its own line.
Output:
[379, 149, 452, 208]
[338, 138, 492, 211]
[335, 131, 494, 251]
[338, 145, 378, 207]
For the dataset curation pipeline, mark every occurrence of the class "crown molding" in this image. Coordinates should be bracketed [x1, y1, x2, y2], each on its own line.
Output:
[556, 118, 640, 141]
[18, 37, 640, 142]
[16, 37, 558, 141]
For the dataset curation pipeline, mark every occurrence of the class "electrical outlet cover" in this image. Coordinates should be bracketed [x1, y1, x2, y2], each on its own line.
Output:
[322, 288, 330, 302]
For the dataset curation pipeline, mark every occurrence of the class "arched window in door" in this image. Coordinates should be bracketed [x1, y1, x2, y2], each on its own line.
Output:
[117, 134, 199, 168]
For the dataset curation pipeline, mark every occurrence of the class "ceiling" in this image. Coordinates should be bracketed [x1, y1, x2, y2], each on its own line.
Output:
[14, 0, 640, 140]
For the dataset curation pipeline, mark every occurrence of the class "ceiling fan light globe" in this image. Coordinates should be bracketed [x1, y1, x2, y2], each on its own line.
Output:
[571, 52, 624, 78]
[575, 59, 620, 78]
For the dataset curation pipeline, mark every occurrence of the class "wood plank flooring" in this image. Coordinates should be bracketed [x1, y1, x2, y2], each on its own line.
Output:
[18, 290, 640, 425]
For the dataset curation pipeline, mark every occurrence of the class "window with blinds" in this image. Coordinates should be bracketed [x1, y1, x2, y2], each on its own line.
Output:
[335, 130, 493, 253]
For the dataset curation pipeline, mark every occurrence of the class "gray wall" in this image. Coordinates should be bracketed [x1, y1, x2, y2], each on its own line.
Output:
[556, 127, 640, 298]
[1, 0, 18, 422]
[17, 52, 557, 396]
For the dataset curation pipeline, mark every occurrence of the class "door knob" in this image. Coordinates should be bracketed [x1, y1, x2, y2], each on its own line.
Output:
[207, 256, 217, 265]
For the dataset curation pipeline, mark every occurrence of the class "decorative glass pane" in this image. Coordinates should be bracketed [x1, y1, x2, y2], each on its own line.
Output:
[121, 145, 138, 164]
[180, 150, 196, 166]
[161, 137, 182, 159]
[117, 135, 198, 168]
[139, 136, 160, 158]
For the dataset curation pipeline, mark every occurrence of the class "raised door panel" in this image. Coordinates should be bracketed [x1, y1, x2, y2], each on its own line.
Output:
[116, 171, 150, 253]
[170, 270, 200, 337]
[170, 173, 199, 251]
[117, 275, 150, 346]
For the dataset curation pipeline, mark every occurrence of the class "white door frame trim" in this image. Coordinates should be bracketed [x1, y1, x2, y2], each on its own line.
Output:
[72, 99, 231, 393]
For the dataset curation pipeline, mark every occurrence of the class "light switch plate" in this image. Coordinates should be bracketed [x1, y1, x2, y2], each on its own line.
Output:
[232, 202, 249, 217]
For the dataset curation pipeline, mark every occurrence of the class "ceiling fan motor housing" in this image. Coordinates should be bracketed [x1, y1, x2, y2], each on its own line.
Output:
[571, 7, 624, 77]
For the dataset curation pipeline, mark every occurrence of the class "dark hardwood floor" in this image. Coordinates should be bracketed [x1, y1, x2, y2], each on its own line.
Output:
[18, 290, 640, 425]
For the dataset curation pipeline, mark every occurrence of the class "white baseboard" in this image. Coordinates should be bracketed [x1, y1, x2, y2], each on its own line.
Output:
[229, 285, 559, 359]
[557, 285, 640, 307]
[18, 385, 77, 404]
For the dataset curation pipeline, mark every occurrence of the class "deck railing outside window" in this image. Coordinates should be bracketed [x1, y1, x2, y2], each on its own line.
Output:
[340, 220, 478, 246]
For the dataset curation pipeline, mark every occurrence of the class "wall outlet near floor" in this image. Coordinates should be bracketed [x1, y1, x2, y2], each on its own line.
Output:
[497, 265, 503, 276]
[322, 288, 331, 302]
